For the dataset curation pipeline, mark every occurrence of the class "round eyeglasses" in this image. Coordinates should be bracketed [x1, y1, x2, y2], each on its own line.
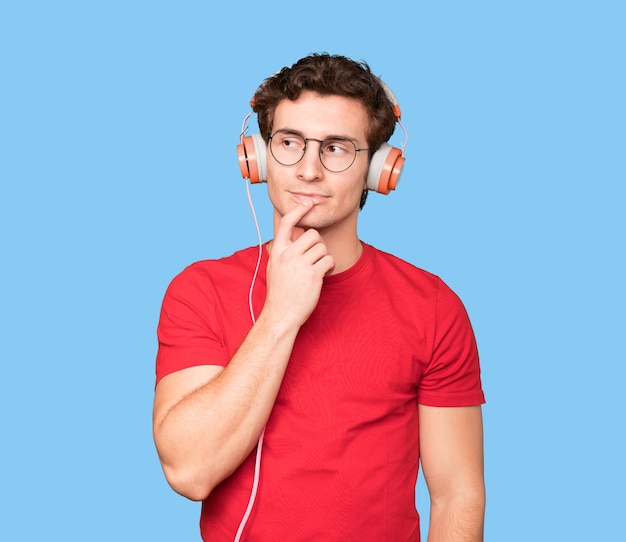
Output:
[268, 130, 370, 173]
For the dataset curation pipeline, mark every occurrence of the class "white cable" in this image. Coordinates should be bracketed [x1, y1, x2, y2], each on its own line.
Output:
[234, 177, 266, 542]
[398, 118, 409, 154]
[234, 427, 266, 541]
[245, 177, 263, 326]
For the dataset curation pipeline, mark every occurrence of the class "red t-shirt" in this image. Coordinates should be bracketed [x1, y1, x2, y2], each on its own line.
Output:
[156, 243, 485, 541]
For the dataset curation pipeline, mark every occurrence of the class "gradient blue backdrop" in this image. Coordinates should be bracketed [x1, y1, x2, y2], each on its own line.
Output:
[1, 1, 624, 540]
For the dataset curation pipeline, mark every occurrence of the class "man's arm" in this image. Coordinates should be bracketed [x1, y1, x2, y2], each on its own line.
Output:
[152, 200, 333, 502]
[419, 404, 485, 542]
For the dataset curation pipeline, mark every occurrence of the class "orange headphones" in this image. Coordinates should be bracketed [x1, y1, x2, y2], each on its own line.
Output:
[236, 80, 406, 195]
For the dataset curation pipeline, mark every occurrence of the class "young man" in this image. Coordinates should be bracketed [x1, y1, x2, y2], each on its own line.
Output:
[153, 53, 486, 541]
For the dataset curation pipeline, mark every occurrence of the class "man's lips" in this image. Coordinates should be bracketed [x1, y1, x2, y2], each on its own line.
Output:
[289, 192, 329, 205]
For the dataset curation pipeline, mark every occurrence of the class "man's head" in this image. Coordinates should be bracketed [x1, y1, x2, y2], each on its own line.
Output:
[252, 53, 397, 158]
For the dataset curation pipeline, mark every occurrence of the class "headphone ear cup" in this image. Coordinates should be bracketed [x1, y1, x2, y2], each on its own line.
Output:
[366, 143, 405, 194]
[236, 133, 268, 183]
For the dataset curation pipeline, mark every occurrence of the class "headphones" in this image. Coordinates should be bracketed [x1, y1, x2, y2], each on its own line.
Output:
[236, 80, 406, 195]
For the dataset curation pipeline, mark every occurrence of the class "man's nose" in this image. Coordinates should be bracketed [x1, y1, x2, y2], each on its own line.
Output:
[296, 139, 324, 180]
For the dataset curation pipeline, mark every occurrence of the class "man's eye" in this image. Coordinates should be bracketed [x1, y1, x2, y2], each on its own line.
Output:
[324, 140, 350, 154]
[281, 138, 303, 150]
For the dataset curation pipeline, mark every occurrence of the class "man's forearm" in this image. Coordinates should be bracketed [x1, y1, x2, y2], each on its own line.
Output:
[427, 492, 486, 542]
[154, 315, 299, 501]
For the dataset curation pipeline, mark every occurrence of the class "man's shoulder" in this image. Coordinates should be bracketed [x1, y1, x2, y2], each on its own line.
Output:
[169, 245, 263, 289]
[366, 244, 469, 308]
[367, 244, 441, 284]
[186, 245, 261, 271]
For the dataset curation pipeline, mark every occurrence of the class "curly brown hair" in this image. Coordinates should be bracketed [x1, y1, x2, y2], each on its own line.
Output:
[252, 53, 398, 154]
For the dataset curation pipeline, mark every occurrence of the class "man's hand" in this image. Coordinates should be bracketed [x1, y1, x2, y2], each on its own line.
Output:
[263, 200, 335, 329]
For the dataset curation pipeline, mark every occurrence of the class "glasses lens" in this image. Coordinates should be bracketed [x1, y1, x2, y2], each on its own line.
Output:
[319, 138, 357, 172]
[270, 131, 305, 166]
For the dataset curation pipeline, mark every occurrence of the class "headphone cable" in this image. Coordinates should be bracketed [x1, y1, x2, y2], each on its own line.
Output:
[234, 177, 266, 542]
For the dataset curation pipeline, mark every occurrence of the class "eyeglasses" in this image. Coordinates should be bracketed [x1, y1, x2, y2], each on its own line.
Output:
[268, 130, 370, 173]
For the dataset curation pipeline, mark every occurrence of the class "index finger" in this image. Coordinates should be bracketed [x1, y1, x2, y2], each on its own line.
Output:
[274, 200, 315, 246]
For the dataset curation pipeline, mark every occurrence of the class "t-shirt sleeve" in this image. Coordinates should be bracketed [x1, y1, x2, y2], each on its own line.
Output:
[417, 278, 485, 407]
[155, 266, 230, 385]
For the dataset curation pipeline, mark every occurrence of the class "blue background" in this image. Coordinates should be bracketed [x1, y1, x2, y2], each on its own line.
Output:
[1, 1, 624, 540]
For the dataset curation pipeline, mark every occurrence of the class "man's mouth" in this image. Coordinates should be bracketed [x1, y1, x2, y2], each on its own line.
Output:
[289, 192, 329, 205]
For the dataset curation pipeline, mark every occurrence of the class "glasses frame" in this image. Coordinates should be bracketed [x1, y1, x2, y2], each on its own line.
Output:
[268, 130, 370, 173]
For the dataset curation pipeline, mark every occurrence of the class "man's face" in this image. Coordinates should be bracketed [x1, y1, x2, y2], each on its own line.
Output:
[266, 91, 370, 236]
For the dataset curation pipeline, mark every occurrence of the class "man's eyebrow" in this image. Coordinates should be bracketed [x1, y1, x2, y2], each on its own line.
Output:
[276, 127, 358, 143]
[273, 128, 304, 137]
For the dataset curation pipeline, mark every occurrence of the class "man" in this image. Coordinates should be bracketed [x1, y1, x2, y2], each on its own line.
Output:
[153, 53, 486, 541]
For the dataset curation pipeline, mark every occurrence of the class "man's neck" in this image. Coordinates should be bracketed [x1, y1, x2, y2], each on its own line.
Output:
[267, 226, 363, 276]
[268, 205, 364, 275]
[321, 232, 363, 274]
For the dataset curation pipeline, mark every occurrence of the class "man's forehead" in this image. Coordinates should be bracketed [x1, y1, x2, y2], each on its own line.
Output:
[272, 93, 369, 140]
